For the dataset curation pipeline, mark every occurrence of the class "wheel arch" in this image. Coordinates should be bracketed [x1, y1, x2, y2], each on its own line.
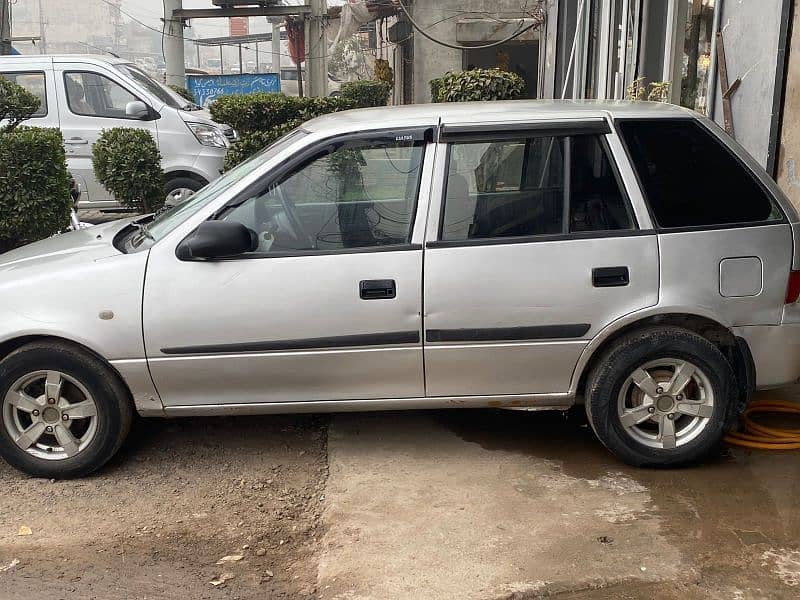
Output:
[573, 311, 754, 412]
[0, 335, 135, 406]
[163, 170, 209, 186]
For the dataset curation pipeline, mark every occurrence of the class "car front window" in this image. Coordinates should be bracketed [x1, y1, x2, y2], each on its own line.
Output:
[115, 64, 182, 109]
[122, 129, 308, 251]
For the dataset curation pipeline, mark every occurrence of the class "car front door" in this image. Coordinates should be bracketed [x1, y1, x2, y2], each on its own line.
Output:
[55, 64, 158, 207]
[422, 121, 660, 400]
[143, 128, 433, 408]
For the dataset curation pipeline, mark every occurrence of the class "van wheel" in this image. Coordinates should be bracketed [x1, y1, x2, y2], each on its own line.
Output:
[165, 176, 206, 207]
[0, 342, 133, 479]
[585, 327, 737, 467]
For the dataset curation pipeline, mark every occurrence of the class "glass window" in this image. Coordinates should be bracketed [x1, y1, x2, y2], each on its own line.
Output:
[115, 64, 182, 109]
[64, 72, 139, 118]
[2, 72, 47, 117]
[679, 0, 717, 113]
[618, 119, 781, 228]
[441, 134, 632, 241]
[221, 136, 425, 254]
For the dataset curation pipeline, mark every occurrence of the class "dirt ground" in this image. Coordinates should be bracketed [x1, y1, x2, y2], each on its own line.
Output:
[2, 393, 800, 600]
[0, 415, 329, 600]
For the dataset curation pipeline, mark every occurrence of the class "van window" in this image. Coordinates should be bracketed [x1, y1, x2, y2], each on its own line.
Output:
[618, 119, 781, 228]
[221, 136, 425, 254]
[2, 72, 47, 117]
[441, 134, 633, 241]
[64, 72, 139, 119]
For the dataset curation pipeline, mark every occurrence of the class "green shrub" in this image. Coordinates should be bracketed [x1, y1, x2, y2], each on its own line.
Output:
[224, 119, 303, 171]
[0, 76, 41, 133]
[210, 93, 305, 135]
[0, 127, 71, 252]
[340, 80, 392, 108]
[92, 128, 165, 213]
[214, 93, 359, 169]
[169, 84, 195, 103]
[430, 68, 526, 102]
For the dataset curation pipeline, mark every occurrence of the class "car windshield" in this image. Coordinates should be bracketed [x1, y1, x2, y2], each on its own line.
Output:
[131, 129, 308, 248]
[115, 64, 183, 109]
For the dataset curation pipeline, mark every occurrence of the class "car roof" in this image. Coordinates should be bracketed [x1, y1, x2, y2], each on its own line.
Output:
[0, 54, 130, 66]
[302, 99, 695, 137]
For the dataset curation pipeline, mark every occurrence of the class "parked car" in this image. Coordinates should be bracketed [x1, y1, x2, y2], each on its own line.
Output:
[280, 68, 342, 96]
[1, 100, 799, 478]
[0, 55, 236, 209]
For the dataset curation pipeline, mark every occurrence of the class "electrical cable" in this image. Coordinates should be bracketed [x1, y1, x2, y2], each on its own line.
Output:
[396, 0, 545, 51]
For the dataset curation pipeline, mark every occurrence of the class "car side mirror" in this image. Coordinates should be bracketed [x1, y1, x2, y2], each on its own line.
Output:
[176, 220, 258, 260]
[126, 100, 152, 120]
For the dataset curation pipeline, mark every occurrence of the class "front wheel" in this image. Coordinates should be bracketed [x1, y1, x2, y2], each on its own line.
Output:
[585, 327, 737, 467]
[164, 176, 207, 208]
[0, 342, 133, 478]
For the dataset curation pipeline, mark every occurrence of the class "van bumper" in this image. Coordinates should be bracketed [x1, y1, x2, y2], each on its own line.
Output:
[732, 324, 800, 389]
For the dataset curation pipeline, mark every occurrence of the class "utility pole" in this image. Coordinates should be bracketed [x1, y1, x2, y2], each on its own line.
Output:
[307, 0, 328, 97]
[37, 0, 47, 54]
[163, 0, 186, 87]
[1, 0, 12, 56]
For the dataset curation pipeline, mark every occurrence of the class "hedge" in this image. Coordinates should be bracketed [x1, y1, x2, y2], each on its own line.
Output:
[0, 127, 72, 252]
[430, 68, 526, 102]
[92, 128, 165, 213]
[212, 93, 357, 169]
[340, 80, 392, 108]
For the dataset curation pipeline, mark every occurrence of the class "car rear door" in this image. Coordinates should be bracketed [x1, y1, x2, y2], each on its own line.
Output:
[422, 120, 660, 399]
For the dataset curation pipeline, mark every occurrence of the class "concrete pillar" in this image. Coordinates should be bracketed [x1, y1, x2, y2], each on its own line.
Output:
[163, 0, 186, 87]
[271, 20, 281, 73]
[1, 0, 12, 56]
[307, 0, 328, 97]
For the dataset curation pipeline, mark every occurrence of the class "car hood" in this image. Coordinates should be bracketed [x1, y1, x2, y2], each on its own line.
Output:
[0, 218, 137, 274]
[179, 107, 216, 126]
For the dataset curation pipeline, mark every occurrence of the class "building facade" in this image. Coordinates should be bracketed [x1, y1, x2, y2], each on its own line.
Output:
[391, 0, 790, 179]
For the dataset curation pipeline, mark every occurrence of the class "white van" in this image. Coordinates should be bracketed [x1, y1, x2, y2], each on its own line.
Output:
[0, 55, 235, 209]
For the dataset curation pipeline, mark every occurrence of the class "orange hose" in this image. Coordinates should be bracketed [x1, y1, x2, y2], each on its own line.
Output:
[725, 399, 800, 450]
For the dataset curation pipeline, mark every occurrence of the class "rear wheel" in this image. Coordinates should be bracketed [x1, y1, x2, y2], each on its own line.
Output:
[585, 327, 737, 467]
[0, 342, 133, 479]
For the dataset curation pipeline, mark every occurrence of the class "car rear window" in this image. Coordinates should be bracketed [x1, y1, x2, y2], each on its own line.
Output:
[2, 72, 47, 117]
[441, 133, 634, 241]
[617, 119, 781, 229]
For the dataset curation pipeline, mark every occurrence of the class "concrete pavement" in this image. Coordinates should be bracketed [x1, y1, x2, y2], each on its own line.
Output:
[318, 407, 800, 599]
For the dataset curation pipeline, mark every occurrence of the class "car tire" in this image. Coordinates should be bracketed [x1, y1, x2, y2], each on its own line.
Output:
[585, 326, 737, 467]
[0, 341, 133, 479]
[164, 176, 207, 208]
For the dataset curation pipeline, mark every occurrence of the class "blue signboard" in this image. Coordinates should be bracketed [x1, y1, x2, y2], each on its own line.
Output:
[187, 73, 281, 107]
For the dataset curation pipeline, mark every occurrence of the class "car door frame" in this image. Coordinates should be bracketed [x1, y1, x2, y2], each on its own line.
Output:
[142, 125, 439, 413]
[421, 117, 660, 404]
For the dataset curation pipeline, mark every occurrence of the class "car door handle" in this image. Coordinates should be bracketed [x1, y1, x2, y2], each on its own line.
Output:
[592, 266, 630, 287]
[64, 138, 89, 145]
[360, 279, 396, 300]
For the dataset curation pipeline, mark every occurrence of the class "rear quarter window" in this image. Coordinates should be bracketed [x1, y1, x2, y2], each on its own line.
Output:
[1, 72, 47, 117]
[617, 119, 782, 228]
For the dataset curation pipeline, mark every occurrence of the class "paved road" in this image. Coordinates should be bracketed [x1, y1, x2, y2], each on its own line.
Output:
[318, 400, 800, 599]
[2, 394, 800, 599]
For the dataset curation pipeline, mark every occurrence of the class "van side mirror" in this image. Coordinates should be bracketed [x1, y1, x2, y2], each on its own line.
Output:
[126, 100, 152, 120]
[176, 220, 258, 260]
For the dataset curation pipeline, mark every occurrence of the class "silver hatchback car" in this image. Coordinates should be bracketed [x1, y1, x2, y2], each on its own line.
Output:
[2, 101, 800, 478]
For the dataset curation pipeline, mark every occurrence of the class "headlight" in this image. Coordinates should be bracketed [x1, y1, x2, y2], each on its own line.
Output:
[186, 122, 229, 148]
